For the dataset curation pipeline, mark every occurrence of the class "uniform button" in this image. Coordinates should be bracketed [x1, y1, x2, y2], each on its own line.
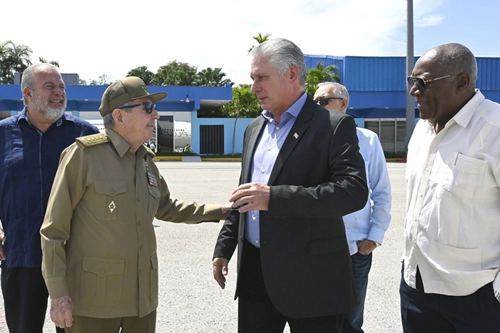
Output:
[139, 270, 143, 275]
[110, 189, 115, 195]
[100, 269, 105, 275]
[140, 245, 144, 250]
[252, 215, 256, 220]
[138, 221, 141, 226]
[137, 197, 140, 201]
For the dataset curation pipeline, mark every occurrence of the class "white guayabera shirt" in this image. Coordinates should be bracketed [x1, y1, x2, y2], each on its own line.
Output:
[403, 90, 500, 299]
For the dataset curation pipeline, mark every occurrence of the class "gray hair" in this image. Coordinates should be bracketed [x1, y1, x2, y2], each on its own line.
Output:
[433, 43, 478, 90]
[103, 100, 133, 129]
[249, 38, 307, 87]
[318, 82, 350, 104]
[21, 63, 60, 105]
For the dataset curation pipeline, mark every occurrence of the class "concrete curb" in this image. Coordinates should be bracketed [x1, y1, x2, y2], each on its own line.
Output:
[153, 156, 405, 163]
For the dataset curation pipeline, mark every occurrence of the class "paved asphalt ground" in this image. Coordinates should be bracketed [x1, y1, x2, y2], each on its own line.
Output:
[0, 161, 406, 333]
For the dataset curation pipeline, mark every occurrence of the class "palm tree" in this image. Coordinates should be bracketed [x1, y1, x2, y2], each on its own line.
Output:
[38, 57, 60, 67]
[0, 40, 33, 83]
[127, 66, 154, 85]
[305, 62, 341, 96]
[223, 84, 261, 155]
[195, 67, 233, 87]
[152, 61, 198, 86]
[248, 33, 272, 53]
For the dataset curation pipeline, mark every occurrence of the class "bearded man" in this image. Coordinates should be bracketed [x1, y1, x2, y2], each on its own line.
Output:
[0, 63, 98, 333]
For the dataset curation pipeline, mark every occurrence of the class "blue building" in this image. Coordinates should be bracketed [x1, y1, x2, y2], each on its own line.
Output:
[0, 83, 253, 155]
[1, 55, 499, 155]
[305, 54, 500, 154]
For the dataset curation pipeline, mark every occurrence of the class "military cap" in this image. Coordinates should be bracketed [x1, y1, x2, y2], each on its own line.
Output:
[99, 76, 167, 116]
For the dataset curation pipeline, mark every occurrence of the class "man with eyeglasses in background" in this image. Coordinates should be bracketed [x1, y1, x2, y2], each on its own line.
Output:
[40, 76, 231, 333]
[313, 82, 392, 333]
[401, 43, 500, 332]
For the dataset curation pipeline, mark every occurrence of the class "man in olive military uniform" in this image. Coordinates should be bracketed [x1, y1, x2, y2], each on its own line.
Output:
[40, 77, 230, 333]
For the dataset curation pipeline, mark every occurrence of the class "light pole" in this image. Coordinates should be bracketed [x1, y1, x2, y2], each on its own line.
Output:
[405, 0, 415, 153]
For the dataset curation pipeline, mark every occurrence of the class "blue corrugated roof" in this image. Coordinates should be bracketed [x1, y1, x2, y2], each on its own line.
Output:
[304, 54, 345, 82]
[305, 55, 500, 92]
[476, 58, 500, 90]
[343, 56, 410, 91]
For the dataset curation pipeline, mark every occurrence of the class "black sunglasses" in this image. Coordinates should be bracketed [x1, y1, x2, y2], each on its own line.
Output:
[314, 97, 343, 107]
[407, 73, 461, 91]
[119, 102, 156, 114]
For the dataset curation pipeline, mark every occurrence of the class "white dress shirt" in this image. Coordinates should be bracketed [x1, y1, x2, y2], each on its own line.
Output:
[245, 93, 306, 247]
[403, 90, 500, 296]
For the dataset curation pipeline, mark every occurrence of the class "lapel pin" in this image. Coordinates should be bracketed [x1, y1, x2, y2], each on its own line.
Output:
[293, 133, 298, 139]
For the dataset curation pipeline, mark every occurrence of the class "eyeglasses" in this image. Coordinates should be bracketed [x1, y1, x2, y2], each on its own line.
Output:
[407, 73, 461, 91]
[314, 97, 343, 106]
[119, 102, 156, 114]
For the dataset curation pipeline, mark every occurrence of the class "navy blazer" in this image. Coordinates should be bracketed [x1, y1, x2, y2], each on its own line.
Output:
[214, 96, 368, 318]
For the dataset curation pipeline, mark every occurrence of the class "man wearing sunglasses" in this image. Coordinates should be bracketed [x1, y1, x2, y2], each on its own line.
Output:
[401, 43, 500, 332]
[313, 82, 392, 333]
[40, 76, 231, 333]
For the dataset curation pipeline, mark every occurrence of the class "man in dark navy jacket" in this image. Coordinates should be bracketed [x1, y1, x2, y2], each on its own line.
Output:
[0, 63, 98, 333]
[213, 38, 368, 333]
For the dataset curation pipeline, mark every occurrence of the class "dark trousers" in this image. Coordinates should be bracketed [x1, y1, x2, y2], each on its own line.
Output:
[400, 267, 500, 333]
[238, 240, 342, 333]
[66, 310, 156, 333]
[342, 252, 372, 333]
[1, 265, 65, 333]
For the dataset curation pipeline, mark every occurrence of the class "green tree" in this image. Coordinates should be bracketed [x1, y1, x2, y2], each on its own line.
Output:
[81, 74, 112, 86]
[248, 32, 272, 53]
[223, 84, 261, 118]
[195, 67, 233, 87]
[222, 84, 262, 155]
[38, 57, 60, 67]
[0, 40, 33, 84]
[304, 62, 340, 97]
[152, 61, 198, 86]
[127, 66, 154, 85]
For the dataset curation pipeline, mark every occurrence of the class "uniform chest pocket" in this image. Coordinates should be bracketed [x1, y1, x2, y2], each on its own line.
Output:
[442, 154, 486, 199]
[94, 181, 127, 221]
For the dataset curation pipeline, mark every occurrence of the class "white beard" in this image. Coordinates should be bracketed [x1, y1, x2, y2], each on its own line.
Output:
[32, 93, 66, 121]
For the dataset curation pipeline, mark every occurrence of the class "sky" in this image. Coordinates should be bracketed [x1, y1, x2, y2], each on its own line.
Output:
[2, 0, 499, 86]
